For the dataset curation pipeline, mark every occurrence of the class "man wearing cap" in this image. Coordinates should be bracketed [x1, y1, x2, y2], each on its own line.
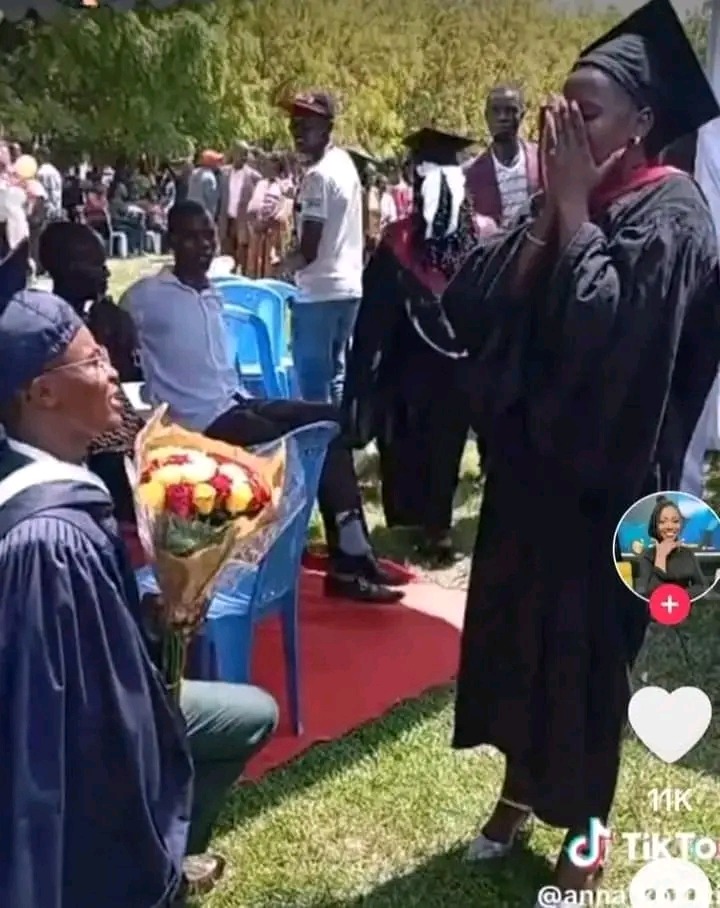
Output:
[464, 85, 540, 228]
[280, 92, 364, 405]
[0, 241, 192, 908]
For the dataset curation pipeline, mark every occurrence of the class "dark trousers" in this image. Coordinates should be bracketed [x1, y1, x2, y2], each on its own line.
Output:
[181, 680, 278, 854]
[205, 398, 362, 547]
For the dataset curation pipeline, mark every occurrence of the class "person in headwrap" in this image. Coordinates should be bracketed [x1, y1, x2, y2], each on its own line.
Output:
[432, 0, 720, 901]
[0, 242, 193, 908]
[343, 128, 485, 563]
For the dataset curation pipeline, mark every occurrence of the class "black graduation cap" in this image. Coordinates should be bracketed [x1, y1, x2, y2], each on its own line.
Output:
[575, 0, 720, 156]
[402, 128, 477, 166]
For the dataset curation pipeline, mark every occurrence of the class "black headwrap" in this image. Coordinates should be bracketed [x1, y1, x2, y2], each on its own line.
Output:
[574, 0, 720, 157]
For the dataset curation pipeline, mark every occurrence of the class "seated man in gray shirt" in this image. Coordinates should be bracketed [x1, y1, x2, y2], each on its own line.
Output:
[122, 200, 403, 604]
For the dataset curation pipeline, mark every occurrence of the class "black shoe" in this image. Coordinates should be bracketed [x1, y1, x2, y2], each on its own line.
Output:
[324, 570, 404, 604]
[417, 531, 460, 566]
[329, 551, 407, 588]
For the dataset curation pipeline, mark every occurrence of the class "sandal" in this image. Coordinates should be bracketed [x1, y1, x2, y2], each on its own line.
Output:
[466, 796, 534, 861]
[182, 852, 226, 895]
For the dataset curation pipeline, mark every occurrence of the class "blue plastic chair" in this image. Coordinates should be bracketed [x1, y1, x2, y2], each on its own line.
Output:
[255, 280, 299, 393]
[212, 274, 252, 287]
[215, 280, 293, 397]
[135, 420, 339, 735]
[223, 304, 282, 399]
[257, 279, 297, 304]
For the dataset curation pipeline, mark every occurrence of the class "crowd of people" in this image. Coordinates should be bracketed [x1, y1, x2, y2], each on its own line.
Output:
[0, 135, 417, 280]
[1, 0, 720, 906]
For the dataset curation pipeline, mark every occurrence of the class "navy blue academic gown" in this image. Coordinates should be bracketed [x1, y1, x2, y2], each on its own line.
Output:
[0, 448, 193, 908]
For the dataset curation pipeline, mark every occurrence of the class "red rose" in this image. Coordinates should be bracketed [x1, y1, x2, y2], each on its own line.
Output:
[164, 482, 196, 519]
[209, 472, 233, 504]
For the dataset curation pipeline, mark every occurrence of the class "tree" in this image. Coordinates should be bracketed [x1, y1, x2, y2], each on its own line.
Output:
[0, 0, 626, 158]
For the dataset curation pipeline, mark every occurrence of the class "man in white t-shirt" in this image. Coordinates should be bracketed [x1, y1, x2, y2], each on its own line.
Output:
[281, 92, 363, 405]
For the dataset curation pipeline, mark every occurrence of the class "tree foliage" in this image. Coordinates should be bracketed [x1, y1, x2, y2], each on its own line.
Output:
[0, 0, 709, 161]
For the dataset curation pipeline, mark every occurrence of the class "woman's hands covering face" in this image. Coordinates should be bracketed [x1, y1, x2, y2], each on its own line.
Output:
[541, 95, 625, 210]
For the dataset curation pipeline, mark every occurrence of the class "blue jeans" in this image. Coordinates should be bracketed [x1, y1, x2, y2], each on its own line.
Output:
[290, 298, 360, 404]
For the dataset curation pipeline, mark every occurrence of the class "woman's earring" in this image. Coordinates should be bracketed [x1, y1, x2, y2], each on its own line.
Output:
[630, 136, 641, 147]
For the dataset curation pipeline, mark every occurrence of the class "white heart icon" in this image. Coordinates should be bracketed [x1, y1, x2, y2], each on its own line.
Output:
[628, 686, 712, 763]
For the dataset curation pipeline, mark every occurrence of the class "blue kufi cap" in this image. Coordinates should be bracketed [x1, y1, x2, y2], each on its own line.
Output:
[0, 242, 84, 405]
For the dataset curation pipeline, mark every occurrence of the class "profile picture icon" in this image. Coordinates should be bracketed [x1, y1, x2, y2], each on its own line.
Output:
[614, 492, 720, 603]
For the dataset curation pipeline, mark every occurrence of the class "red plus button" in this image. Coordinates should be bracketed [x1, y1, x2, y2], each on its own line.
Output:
[648, 583, 691, 626]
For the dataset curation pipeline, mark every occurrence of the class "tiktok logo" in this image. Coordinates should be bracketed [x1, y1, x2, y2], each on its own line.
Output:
[566, 818, 612, 870]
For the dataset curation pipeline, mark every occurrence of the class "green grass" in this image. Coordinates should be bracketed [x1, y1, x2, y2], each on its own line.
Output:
[107, 255, 167, 300]
[107, 257, 720, 907]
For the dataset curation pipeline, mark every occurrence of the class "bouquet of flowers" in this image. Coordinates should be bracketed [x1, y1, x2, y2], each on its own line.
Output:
[131, 406, 287, 699]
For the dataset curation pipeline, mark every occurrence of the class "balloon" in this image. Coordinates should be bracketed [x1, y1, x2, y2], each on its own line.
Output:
[14, 154, 37, 181]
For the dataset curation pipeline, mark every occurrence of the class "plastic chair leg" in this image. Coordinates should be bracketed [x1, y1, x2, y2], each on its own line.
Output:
[207, 613, 253, 684]
[280, 588, 302, 735]
[276, 368, 289, 398]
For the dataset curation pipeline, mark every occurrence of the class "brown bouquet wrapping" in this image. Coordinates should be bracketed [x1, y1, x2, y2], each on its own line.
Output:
[131, 405, 286, 698]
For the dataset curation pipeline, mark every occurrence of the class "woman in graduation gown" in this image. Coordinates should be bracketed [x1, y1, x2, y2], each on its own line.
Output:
[343, 128, 490, 562]
[439, 0, 720, 899]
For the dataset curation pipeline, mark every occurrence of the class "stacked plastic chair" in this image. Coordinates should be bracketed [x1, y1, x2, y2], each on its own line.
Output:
[212, 277, 296, 397]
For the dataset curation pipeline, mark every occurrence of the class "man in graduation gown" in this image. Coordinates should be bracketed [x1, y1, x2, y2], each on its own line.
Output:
[0, 242, 193, 908]
[436, 0, 720, 899]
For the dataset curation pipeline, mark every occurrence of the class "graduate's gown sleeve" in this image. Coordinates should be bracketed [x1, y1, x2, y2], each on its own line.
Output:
[442, 176, 720, 488]
[343, 239, 405, 447]
[528, 177, 720, 484]
[0, 515, 190, 908]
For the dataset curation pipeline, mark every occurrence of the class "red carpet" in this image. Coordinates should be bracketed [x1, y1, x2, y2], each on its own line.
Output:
[121, 526, 466, 778]
[247, 569, 465, 778]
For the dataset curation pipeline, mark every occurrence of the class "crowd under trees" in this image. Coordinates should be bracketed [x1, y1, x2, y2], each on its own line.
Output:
[0, 0, 711, 164]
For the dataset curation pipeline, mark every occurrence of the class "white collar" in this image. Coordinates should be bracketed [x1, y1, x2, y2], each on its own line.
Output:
[7, 438, 57, 462]
[3, 437, 110, 498]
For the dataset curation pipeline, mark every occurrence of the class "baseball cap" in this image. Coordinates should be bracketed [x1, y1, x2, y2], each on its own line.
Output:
[281, 91, 337, 119]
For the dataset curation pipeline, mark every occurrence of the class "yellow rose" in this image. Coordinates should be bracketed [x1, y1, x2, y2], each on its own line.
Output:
[151, 464, 187, 485]
[226, 481, 254, 515]
[193, 482, 217, 516]
[138, 480, 166, 511]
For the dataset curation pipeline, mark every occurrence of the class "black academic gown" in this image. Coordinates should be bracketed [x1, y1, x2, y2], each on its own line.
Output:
[343, 221, 471, 533]
[0, 445, 193, 908]
[441, 173, 720, 828]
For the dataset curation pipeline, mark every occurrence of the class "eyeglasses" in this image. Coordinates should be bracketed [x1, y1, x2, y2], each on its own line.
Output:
[44, 346, 114, 376]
